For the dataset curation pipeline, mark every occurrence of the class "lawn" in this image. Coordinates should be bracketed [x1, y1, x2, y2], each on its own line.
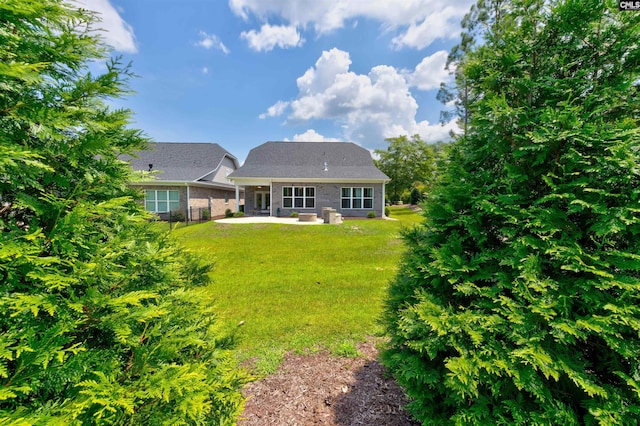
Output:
[170, 206, 423, 371]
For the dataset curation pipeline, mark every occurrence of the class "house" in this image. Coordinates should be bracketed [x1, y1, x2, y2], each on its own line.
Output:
[227, 141, 390, 218]
[122, 142, 243, 220]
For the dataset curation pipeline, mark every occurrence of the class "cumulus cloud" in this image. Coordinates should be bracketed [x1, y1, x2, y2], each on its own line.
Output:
[241, 24, 305, 51]
[406, 50, 451, 90]
[261, 47, 456, 147]
[196, 31, 230, 54]
[74, 0, 137, 53]
[391, 6, 462, 49]
[229, 0, 474, 49]
[259, 100, 290, 119]
[285, 129, 342, 142]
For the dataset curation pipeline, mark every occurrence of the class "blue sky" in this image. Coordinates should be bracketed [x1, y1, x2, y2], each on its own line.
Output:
[78, 0, 474, 162]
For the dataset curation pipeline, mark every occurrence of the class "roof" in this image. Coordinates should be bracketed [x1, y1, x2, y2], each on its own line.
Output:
[122, 142, 238, 182]
[228, 141, 389, 181]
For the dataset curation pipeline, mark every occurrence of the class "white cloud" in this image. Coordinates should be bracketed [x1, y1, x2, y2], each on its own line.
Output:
[262, 48, 456, 147]
[196, 31, 230, 54]
[391, 6, 462, 49]
[74, 0, 137, 53]
[241, 24, 304, 51]
[259, 100, 290, 119]
[406, 50, 451, 90]
[202, 67, 209, 74]
[285, 129, 341, 142]
[229, 0, 474, 49]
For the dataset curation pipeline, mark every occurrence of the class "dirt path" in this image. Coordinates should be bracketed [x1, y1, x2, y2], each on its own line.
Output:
[239, 339, 419, 425]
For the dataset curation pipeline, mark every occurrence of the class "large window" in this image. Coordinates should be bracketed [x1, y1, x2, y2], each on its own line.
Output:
[283, 186, 315, 209]
[145, 190, 179, 213]
[341, 187, 373, 209]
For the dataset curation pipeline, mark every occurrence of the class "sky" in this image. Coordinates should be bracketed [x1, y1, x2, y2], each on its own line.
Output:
[77, 0, 474, 163]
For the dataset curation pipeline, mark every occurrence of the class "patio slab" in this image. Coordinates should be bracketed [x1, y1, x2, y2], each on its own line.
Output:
[214, 216, 325, 225]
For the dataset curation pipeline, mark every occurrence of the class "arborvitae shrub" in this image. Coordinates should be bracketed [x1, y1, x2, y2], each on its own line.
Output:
[383, 1, 640, 424]
[0, 1, 245, 423]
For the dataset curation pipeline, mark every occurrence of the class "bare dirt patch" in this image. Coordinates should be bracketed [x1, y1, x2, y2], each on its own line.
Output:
[239, 339, 418, 425]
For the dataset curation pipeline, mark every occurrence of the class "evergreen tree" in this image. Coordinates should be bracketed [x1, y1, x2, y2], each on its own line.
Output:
[383, 0, 640, 424]
[0, 1, 244, 423]
[375, 135, 440, 203]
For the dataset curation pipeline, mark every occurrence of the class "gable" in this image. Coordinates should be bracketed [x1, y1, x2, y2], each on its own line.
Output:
[123, 142, 239, 182]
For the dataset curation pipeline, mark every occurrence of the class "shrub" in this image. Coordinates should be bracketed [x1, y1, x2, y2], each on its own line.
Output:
[170, 210, 185, 222]
[201, 208, 210, 220]
[384, 206, 390, 217]
[0, 2, 245, 423]
[383, 1, 640, 424]
[290, 211, 299, 218]
[367, 211, 376, 219]
[233, 211, 245, 218]
[225, 208, 234, 218]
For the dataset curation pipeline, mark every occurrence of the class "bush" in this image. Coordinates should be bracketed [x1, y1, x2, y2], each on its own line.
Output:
[225, 208, 234, 218]
[367, 211, 376, 218]
[383, 1, 640, 424]
[233, 211, 245, 218]
[201, 208, 210, 220]
[170, 210, 185, 222]
[290, 211, 299, 218]
[384, 206, 390, 217]
[409, 187, 422, 205]
[0, 2, 245, 423]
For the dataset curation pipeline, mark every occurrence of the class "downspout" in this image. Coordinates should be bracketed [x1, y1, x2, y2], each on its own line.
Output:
[269, 179, 273, 216]
[381, 182, 386, 218]
[186, 183, 191, 221]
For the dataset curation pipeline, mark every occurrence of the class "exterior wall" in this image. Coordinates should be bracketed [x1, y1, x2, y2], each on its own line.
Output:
[188, 185, 241, 219]
[211, 157, 237, 184]
[262, 182, 385, 218]
[137, 184, 243, 220]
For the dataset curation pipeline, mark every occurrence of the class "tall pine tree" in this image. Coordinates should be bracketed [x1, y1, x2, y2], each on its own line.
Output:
[383, 0, 640, 424]
[0, 1, 245, 423]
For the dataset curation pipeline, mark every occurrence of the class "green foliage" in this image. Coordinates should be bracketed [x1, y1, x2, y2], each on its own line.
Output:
[367, 211, 376, 218]
[233, 211, 245, 218]
[201, 209, 210, 220]
[375, 135, 447, 202]
[0, 1, 245, 423]
[384, 206, 390, 217]
[224, 208, 233, 218]
[289, 211, 299, 218]
[383, 1, 640, 424]
[170, 211, 185, 222]
[409, 187, 423, 205]
[331, 341, 360, 358]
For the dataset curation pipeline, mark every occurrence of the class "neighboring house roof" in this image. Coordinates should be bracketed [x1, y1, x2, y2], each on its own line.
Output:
[228, 141, 389, 181]
[122, 142, 239, 184]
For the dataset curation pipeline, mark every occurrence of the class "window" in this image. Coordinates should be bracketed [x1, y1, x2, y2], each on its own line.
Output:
[283, 186, 315, 209]
[341, 187, 373, 209]
[145, 190, 179, 213]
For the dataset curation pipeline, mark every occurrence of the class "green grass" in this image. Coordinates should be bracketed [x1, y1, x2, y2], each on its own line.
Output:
[169, 206, 421, 367]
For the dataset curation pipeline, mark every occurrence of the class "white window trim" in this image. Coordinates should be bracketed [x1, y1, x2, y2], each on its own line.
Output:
[145, 189, 180, 213]
[341, 187, 374, 209]
[282, 186, 316, 209]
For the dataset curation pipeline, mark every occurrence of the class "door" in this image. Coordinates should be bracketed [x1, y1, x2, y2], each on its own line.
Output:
[255, 191, 270, 211]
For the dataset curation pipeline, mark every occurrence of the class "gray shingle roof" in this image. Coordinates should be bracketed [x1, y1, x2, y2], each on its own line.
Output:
[122, 142, 238, 182]
[229, 141, 389, 181]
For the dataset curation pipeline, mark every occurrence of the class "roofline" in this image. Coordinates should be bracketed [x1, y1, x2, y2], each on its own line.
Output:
[130, 180, 245, 191]
[193, 152, 240, 181]
[230, 177, 389, 185]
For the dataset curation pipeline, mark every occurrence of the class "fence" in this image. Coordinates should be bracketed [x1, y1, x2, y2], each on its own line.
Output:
[166, 207, 213, 226]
